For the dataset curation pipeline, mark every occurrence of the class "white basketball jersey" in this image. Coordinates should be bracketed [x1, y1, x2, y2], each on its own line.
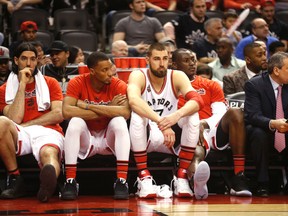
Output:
[141, 69, 178, 117]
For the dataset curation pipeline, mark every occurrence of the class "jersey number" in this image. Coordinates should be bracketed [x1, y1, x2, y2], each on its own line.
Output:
[154, 109, 164, 116]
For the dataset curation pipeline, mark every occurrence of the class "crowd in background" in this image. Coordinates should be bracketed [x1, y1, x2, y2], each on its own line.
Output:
[0, 0, 287, 202]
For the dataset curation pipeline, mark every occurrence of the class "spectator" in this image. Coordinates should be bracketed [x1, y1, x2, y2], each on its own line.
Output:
[223, 42, 267, 95]
[61, 51, 131, 200]
[31, 41, 52, 68]
[146, 0, 177, 15]
[191, 17, 223, 64]
[9, 21, 38, 58]
[173, 48, 251, 199]
[164, 0, 208, 49]
[259, 0, 288, 50]
[113, 0, 165, 57]
[222, 9, 243, 48]
[40, 41, 78, 95]
[68, 46, 85, 65]
[209, 37, 246, 86]
[269, 41, 286, 56]
[196, 63, 213, 79]
[0, 46, 11, 86]
[244, 52, 288, 197]
[111, 40, 129, 57]
[206, 0, 221, 11]
[176, 0, 219, 11]
[127, 42, 203, 198]
[235, 18, 278, 60]
[0, 42, 64, 202]
[160, 37, 177, 68]
[0, 0, 42, 14]
[42, 0, 89, 16]
[223, 0, 261, 12]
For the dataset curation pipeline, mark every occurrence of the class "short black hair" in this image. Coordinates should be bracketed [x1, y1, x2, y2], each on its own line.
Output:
[223, 9, 238, 20]
[243, 42, 262, 57]
[172, 48, 190, 63]
[268, 41, 285, 54]
[87, 51, 109, 69]
[196, 63, 213, 79]
[30, 40, 44, 49]
[68, 45, 81, 64]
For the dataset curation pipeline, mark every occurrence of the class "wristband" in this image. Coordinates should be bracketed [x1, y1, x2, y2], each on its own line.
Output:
[185, 91, 204, 109]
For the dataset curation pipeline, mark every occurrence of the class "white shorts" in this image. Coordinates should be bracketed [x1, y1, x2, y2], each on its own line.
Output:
[15, 124, 64, 163]
[78, 129, 114, 160]
[147, 113, 199, 156]
[147, 121, 175, 155]
[74, 117, 130, 160]
[203, 122, 230, 156]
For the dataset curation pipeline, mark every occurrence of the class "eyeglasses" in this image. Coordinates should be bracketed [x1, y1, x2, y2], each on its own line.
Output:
[253, 24, 269, 29]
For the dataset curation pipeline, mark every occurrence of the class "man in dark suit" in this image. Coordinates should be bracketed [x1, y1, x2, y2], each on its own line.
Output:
[244, 52, 288, 197]
[223, 42, 267, 95]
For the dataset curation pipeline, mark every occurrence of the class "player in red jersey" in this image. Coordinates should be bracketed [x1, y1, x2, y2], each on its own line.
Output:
[173, 48, 251, 199]
[0, 42, 64, 202]
[61, 51, 131, 200]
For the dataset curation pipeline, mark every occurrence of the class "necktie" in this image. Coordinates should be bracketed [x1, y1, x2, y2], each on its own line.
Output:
[275, 85, 286, 152]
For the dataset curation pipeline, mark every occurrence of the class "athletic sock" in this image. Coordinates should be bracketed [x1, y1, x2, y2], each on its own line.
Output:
[117, 160, 129, 180]
[233, 154, 245, 175]
[178, 145, 195, 179]
[65, 164, 77, 180]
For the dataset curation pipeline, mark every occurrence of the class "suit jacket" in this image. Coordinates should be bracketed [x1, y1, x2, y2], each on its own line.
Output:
[244, 72, 288, 132]
[223, 66, 248, 95]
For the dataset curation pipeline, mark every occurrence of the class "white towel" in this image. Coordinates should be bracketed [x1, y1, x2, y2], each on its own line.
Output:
[5, 71, 51, 111]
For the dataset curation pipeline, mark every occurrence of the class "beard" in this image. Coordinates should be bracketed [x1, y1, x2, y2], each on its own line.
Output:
[150, 66, 167, 78]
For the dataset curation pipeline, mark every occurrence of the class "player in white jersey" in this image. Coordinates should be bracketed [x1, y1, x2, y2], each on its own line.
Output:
[127, 42, 204, 198]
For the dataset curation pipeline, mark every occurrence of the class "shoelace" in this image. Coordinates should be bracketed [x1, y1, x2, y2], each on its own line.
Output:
[155, 184, 173, 198]
[66, 178, 75, 184]
[133, 176, 156, 188]
[170, 176, 190, 191]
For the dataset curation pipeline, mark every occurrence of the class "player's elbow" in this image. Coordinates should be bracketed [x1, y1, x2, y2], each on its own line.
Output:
[54, 108, 64, 123]
[62, 106, 72, 120]
[128, 96, 137, 110]
[123, 109, 131, 120]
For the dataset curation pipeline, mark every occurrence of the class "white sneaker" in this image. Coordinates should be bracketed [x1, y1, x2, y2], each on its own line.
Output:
[172, 176, 193, 198]
[194, 161, 210, 200]
[135, 176, 156, 198]
[154, 184, 173, 198]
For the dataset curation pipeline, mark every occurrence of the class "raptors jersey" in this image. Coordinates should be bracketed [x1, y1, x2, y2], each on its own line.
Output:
[141, 69, 178, 117]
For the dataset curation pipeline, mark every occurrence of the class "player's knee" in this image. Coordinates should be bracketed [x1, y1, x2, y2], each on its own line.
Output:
[150, 131, 164, 146]
[0, 116, 14, 135]
[67, 117, 86, 132]
[227, 108, 244, 124]
[188, 112, 200, 127]
[109, 116, 128, 133]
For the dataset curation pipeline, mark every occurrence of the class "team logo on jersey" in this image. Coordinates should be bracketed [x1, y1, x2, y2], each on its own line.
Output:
[147, 98, 174, 111]
[25, 89, 36, 98]
[147, 85, 151, 92]
[84, 99, 110, 105]
[196, 88, 206, 95]
[27, 98, 34, 107]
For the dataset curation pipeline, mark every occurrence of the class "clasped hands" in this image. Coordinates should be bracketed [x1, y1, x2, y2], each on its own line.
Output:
[157, 113, 181, 148]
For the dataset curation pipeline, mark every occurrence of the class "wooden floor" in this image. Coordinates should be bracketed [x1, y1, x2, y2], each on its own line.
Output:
[1, 194, 288, 216]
